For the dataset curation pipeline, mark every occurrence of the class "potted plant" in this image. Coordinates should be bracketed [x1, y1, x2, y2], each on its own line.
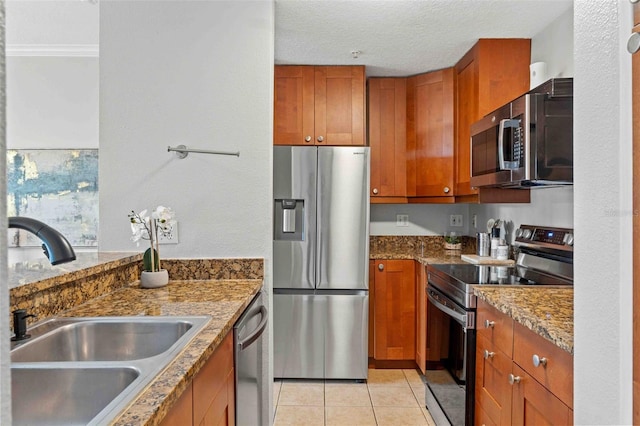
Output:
[128, 206, 176, 288]
[444, 232, 462, 251]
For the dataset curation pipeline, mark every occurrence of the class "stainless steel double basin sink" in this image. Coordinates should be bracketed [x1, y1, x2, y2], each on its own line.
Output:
[10, 315, 211, 425]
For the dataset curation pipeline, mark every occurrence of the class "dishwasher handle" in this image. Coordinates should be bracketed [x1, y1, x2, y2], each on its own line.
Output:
[237, 305, 268, 351]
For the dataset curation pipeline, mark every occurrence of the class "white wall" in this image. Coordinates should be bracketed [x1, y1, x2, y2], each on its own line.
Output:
[99, 1, 273, 259]
[7, 56, 98, 149]
[574, 0, 633, 423]
[98, 1, 274, 421]
[0, 3, 9, 423]
[530, 6, 574, 79]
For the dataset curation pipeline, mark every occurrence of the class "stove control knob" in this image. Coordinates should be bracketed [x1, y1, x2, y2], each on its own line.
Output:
[522, 229, 533, 239]
[515, 228, 523, 238]
[565, 234, 574, 246]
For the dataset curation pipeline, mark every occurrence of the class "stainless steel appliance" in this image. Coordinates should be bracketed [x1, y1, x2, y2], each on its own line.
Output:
[424, 225, 574, 426]
[273, 146, 369, 380]
[234, 291, 268, 426]
[470, 78, 573, 188]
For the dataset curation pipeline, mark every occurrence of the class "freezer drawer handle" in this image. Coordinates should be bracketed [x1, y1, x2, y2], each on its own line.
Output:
[238, 305, 268, 351]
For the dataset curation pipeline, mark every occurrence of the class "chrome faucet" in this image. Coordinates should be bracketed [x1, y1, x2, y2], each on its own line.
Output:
[9, 216, 76, 265]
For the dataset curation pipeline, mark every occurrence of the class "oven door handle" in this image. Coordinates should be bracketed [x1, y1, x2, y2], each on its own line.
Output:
[427, 287, 474, 330]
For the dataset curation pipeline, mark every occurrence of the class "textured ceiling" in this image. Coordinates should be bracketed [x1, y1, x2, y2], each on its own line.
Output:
[275, 0, 573, 77]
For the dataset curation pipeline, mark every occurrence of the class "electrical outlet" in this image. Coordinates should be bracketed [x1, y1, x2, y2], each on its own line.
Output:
[449, 214, 463, 227]
[472, 214, 477, 229]
[158, 222, 179, 244]
[396, 214, 409, 227]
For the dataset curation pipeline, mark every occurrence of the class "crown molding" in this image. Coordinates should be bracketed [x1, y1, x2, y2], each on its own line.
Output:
[6, 44, 99, 57]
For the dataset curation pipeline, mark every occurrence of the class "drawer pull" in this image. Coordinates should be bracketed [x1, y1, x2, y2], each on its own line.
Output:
[484, 319, 495, 328]
[483, 350, 495, 359]
[532, 354, 548, 368]
[508, 374, 521, 385]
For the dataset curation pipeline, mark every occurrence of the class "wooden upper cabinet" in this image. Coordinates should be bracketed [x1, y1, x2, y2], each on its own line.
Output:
[274, 65, 365, 146]
[407, 68, 455, 201]
[368, 78, 408, 202]
[454, 39, 531, 199]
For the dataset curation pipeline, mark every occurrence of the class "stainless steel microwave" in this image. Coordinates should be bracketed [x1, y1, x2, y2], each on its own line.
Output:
[469, 78, 573, 189]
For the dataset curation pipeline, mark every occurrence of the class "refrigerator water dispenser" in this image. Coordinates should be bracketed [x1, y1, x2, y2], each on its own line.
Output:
[274, 199, 304, 241]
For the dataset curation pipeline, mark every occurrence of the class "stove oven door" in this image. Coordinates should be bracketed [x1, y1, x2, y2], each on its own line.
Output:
[426, 283, 476, 426]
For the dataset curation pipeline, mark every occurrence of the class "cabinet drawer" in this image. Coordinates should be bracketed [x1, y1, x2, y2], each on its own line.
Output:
[513, 322, 573, 408]
[476, 300, 513, 357]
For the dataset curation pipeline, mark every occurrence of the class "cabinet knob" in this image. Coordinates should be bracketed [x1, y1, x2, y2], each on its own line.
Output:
[372, 188, 379, 195]
[305, 136, 312, 143]
[443, 186, 450, 194]
[631, 0, 639, 4]
[628, 32, 640, 54]
[378, 263, 384, 271]
[483, 350, 495, 359]
[317, 136, 324, 143]
[508, 374, 521, 385]
[532, 354, 548, 368]
[484, 319, 495, 328]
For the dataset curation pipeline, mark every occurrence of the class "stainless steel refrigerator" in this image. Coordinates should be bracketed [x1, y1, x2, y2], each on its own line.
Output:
[273, 146, 369, 380]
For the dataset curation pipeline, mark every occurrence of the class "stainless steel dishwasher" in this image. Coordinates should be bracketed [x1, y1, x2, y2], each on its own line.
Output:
[234, 290, 268, 426]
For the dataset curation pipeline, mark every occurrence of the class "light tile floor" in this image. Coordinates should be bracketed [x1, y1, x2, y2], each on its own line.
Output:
[273, 369, 437, 426]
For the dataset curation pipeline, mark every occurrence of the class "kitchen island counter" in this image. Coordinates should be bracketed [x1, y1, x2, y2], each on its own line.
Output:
[473, 286, 573, 354]
[60, 277, 263, 425]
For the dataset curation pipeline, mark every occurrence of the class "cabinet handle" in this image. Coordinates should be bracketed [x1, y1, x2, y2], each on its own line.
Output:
[443, 186, 450, 194]
[317, 136, 324, 143]
[305, 136, 312, 143]
[372, 188, 379, 195]
[483, 350, 495, 359]
[378, 263, 384, 271]
[532, 354, 548, 368]
[484, 319, 495, 328]
[508, 374, 521, 385]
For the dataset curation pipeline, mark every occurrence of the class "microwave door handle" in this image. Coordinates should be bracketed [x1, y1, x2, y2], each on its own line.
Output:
[498, 119, 520, 170]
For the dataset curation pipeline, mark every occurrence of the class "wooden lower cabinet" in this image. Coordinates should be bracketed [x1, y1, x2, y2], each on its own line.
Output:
[372, 259, 416, 361]
[475, 299, 573, 426]
[511, 364, 573, 425]
[160, 332, 235, 426]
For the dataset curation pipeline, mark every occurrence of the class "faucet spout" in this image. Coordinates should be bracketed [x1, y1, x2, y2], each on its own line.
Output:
[8, 217, 77, 265]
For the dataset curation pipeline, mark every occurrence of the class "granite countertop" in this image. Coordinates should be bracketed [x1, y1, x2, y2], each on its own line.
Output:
[56, 278, 262, 426]
[473, 286, 573, 354]
[372, 250, 472, 265]
[8, 251, 141, 291]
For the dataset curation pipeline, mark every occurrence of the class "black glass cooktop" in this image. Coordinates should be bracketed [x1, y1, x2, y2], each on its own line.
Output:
[429, 263, 572, 286]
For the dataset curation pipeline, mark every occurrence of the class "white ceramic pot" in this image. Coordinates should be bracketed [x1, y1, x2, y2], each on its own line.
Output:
[140, 269, 169, 289]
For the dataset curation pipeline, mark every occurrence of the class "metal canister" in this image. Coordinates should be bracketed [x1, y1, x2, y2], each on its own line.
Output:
[476, 232, 490, 257]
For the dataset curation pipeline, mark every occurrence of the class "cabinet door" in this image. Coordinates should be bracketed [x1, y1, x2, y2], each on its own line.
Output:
[475, 334, 512, 426]
[159, 383, 193, 426]
[274, 66, 315, 145]
[415, 261, 426, 373]
[373, 259, 416, 360]
[407, 68, 455, 199]
[454, 39, 531, 198]
[368, 78, 407, 201]
[315, 66, 365, 146]
[511, 365, 573, 425]
[454, 50, 478, 196]
[369, 260, 375, 358]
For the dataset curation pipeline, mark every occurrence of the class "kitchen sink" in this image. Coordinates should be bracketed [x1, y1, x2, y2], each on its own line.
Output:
[11, 316, 211, 425]
[12, 365, 140, 426]
[11, 317, 203, 362]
